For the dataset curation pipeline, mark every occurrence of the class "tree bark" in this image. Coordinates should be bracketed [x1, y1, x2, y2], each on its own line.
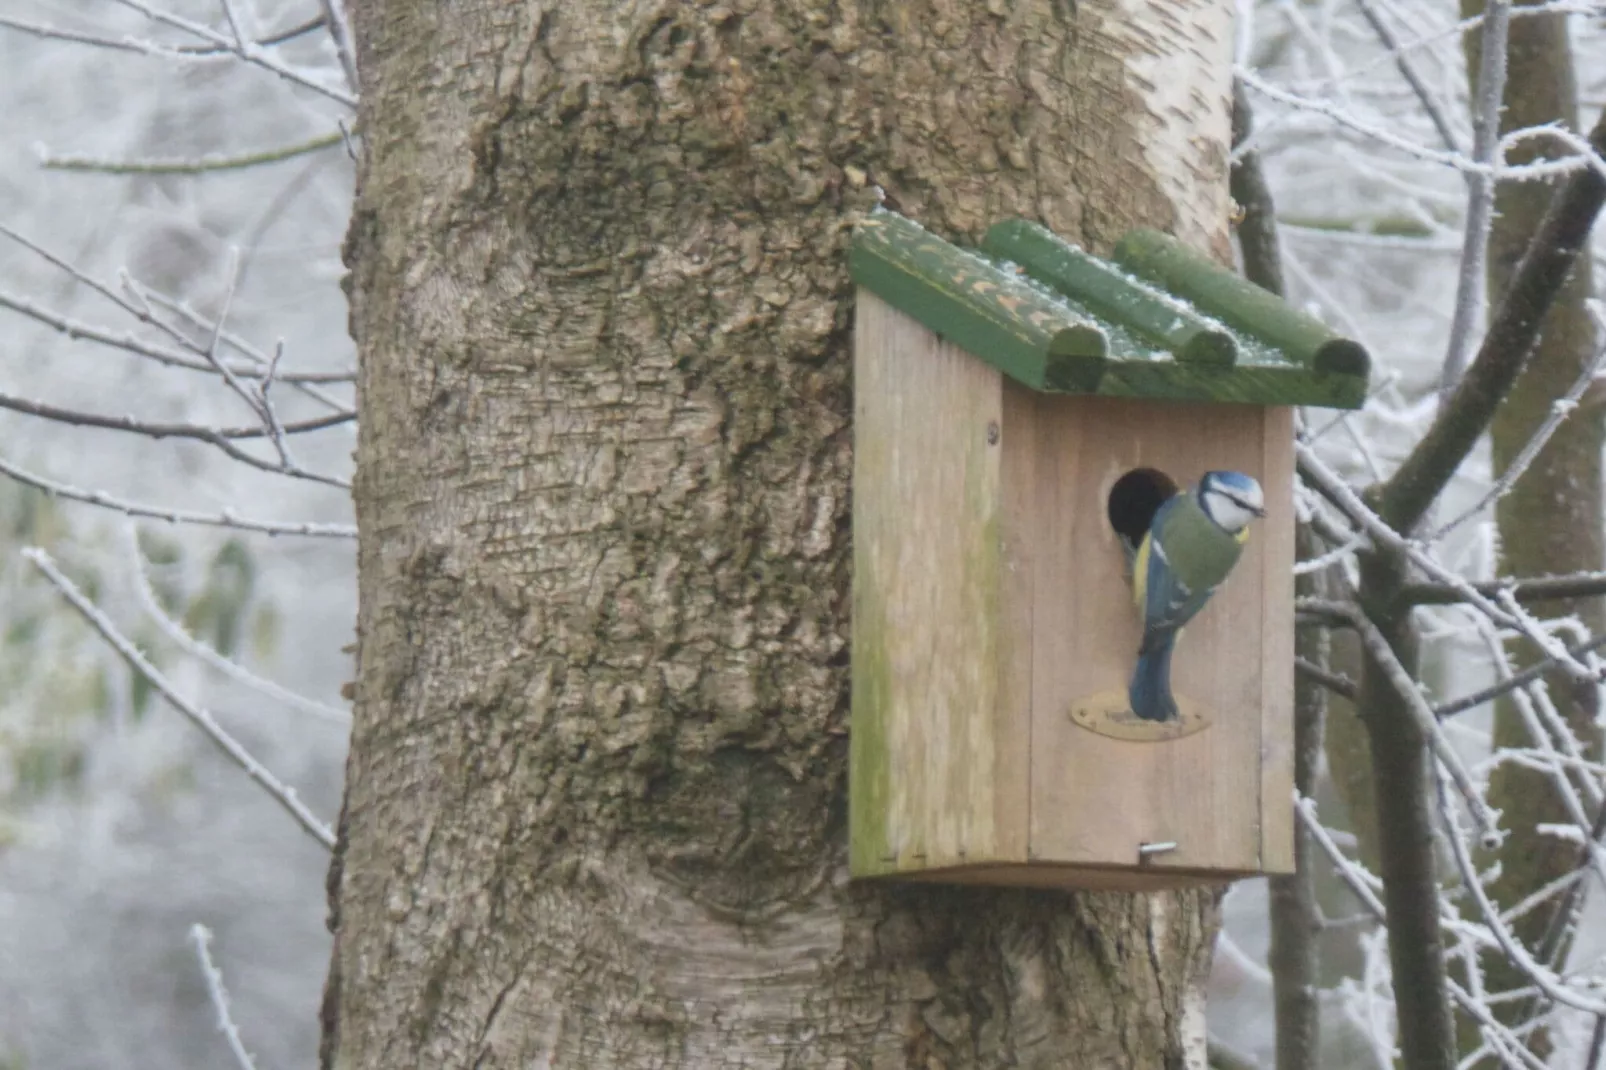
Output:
[326, 1, 1238, 1066]
[1460, 4, 1603, 1059]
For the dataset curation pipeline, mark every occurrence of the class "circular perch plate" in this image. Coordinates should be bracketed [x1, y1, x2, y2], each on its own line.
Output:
[1068, 689, 1212, 741]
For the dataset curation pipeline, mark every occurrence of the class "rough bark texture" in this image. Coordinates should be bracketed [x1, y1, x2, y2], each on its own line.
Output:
[327, 1, 1236, 1067]
[1461, 4, 1603, 1058]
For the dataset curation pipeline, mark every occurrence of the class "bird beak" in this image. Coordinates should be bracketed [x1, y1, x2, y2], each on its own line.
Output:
[1251, 504, 1267, 518]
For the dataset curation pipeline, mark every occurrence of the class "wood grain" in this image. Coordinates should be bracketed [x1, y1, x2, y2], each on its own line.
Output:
[851, 291, 1012, 875]
[1022, 394, 1287, 876]
[1259, 406, 1298, 874]
[850, 291, 1296, 887]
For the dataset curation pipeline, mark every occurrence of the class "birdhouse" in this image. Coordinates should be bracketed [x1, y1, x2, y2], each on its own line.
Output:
[849, 212, 1369, 890]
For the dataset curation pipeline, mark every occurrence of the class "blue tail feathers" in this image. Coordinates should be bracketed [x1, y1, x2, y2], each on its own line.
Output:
[1128, 638, 1178, 722]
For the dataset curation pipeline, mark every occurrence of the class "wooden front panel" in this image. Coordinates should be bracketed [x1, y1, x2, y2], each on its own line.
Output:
[1019, 391, 1293, 874]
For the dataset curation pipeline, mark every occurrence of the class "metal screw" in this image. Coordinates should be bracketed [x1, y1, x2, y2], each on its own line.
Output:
[1137, 841, 1178, 865]
[986, 421, 1000, 445]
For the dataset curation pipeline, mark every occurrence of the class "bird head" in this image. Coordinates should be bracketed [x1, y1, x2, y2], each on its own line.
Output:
[1197, 470, 1266, 533]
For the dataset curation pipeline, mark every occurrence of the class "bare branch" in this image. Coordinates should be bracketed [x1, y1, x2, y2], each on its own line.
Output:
[1297, 797, 1385, 917]
[133, 284, 352, 415]
[24, 548, 335, 850]
[1403, 571, 1606, 607]
[1301, 596, 1498, 838]
[1294, 655, 1357, 700]
[107, 0, 356, 107]
[177, 13, 326, 53]
[40, 130, 343, 175]
[0, 221, 356, 416]
[1237, 68, 1599, 183]
[1300, 445, 1597, 683]
[1429, 335, 1606, 541]
[1435, 763, 1606, 1016]
[1435, 630, 1606, 718]
[1378, 105, 1606, 533]
[316, 0, 359, 91]
[189, 925, 259, 1070]
[0, 387, 352, 440]
[0, 451, 354, 537]
[0, 12, 326, 56]
[1352, 0, 1465, 156]
[1299, 796, 1550, 1070]
[0, 286, 353, 383]
[125, 528, 349, 723]
[1439, 0, 1511, 394]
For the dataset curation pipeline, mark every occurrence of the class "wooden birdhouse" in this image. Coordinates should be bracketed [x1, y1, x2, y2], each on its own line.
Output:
[849, 212, 1369, 890]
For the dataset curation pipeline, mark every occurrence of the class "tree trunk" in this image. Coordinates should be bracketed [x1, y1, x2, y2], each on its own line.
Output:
[1460, 4, 1603, 1059]
[325, 1, 1238, 1066]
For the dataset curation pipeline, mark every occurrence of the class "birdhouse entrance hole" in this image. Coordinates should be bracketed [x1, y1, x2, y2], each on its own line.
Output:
[1107, 468, 1179, 548]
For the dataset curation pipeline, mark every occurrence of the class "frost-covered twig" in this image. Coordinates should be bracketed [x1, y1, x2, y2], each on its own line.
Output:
[1300, 446, 1597, 682]
[1294, 656, 1357, 700]
[0, 389, 352, 488]
[316, 0, 358, 91]
[1436, 629, 1606, 718]
[1240, 70, 1489, 178]
[0, 452, 354, 538]
[24, 547, 335, 850]
[1431, 336, 1606, 540]
[1469, 618, 1606, 870]
[1300, 596, 1498, 838]
[0, 389, 352, 442]
[107, 0, 356, 107]
[0, 11, 325, 56]
[199, 249, 265, 423]
[1440, 0, 1511, 395]
[1378, 103, 1606, 534]
[1435, 763, 1606, 1016]
[1352, 0, 1465, 156]
[0, 222, 352, 414]
[1298, 796, 1384, 916]
[40, 131, 344, 174]
[1404, 570, 1606, 607]
[126, 528, 349, 724]
[126, 278, 352, 416]
[1300, 797, 1548, 1069]
[1293, 532, 1366, 577]
[0, 286, 353, 383]
[189, 925, 258, 1070]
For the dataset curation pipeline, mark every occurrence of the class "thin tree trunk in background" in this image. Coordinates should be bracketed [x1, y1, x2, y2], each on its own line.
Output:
[1460, 4, 1603, 1059]
[1269, 530, 1326, 1070]
[1231, 90, 1322, 1070]
[323, 1, 1239, 1067]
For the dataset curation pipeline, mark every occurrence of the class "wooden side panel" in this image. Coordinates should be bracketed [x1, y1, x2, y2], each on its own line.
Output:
[1257, 406, 1297, 874]
[1026, 396, 1276, 874]
[994, 382, 1037, 863]
[850, 291, 1012, 876]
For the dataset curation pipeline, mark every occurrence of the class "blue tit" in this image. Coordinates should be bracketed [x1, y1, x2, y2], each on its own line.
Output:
[1129, 470, 1266, 722]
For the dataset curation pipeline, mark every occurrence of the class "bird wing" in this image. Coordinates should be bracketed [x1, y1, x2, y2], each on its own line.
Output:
[1138, 500, 1219, 643]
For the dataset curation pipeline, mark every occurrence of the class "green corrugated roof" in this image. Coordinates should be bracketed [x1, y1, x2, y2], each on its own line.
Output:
[849, 211, 1369, 408]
